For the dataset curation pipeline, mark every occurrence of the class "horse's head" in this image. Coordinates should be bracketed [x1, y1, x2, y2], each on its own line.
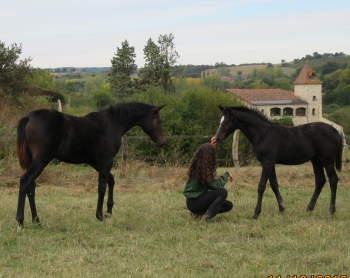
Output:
[214, 105, 237, 143]
[141, 105, 166, 147]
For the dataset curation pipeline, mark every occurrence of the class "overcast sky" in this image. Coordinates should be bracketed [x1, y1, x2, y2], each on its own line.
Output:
[1, 0, 349, 68]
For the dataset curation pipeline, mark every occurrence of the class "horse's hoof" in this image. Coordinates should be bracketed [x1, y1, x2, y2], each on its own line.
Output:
[96, 215, 104, 221]
[104, 212, 112, 218]
[17, 222, 24, 232]
[278, 211, 284, 217]
[306, 206, 314, 212]
[32, 216, 41, 225]
[252, 214, 259, 220]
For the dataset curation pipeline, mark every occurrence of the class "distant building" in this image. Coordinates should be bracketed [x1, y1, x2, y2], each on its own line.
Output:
[226, 62, 346, 145]
[221, 76, 233, 81]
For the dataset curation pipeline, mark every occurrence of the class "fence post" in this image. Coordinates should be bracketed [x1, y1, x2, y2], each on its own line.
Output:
[232, 130, 240, 168]
[58, 99, 62, 112]
[121, 135, 128, 170]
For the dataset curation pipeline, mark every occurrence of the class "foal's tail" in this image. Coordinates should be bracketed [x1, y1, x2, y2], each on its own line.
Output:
[16, 116, 32, 170]
[335, 133, 343, 172]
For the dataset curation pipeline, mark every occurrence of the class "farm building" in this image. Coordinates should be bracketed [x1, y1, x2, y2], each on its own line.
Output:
[226, 62, 346, 146]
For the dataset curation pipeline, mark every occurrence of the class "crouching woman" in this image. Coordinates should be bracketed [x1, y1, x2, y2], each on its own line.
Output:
[183, 143, 233, 223]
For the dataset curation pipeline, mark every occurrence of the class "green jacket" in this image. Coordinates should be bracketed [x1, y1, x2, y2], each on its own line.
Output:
[183, 172, 230, 199]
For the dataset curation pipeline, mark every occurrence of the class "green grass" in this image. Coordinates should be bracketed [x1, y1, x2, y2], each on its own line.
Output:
[1, 162, 350, 277]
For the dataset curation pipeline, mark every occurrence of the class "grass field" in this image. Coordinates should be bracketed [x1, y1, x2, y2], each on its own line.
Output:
[1, 160, 350, 277]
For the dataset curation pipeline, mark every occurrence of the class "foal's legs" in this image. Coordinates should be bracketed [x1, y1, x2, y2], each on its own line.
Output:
[27, 181, 40, 224]
[324, 164, 338, 216]
[268, 167, 285, 215]
[253, 163, 273, 219]
[104, 173, 115, 218]
[17, 159, 50, 228]
[95, 161, 113, 221]
[307, 157, 327, 212]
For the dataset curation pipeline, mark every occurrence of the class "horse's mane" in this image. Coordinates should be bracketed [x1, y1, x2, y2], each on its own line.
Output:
[230, 106, 275, 124]
[99, 102, 155, 119]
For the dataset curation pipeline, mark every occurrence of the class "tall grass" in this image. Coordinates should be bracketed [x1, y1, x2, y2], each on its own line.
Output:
[1, 162, 350, 277]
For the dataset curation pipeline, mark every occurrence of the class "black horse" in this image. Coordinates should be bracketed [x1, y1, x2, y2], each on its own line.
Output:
[16, 102, 166, 228]
[214, 106, 343, 219]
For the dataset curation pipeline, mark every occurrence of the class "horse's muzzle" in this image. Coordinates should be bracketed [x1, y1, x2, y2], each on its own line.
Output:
[155, 140, 166, 148]
[215, 136, 223, 143]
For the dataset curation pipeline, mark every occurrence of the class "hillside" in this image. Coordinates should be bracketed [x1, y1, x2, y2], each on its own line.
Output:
[204, 64, 296, 79]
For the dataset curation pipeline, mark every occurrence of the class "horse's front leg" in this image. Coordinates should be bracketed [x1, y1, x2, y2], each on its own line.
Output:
[268, 167, 285, 215]
[253, 164, 273, 219]
[96, 168, 111, 221]
[104, 173, 115, 218]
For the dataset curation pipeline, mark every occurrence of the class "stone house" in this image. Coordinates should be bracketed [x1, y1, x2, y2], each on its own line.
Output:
[226, 62, 346, 145]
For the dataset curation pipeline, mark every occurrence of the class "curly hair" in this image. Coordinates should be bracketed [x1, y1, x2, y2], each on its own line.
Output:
[187, 143, 217, 183]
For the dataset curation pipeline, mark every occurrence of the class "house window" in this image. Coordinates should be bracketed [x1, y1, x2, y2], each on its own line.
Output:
[312, 96, 317, 101]
[312, 108, 315, 115]
[270, 108, 281, 117]
[296, 107, 306, 116]
[283, 108, 293, 116]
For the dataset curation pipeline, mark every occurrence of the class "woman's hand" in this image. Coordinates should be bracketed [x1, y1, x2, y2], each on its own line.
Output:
[228, 172, 233, 182]
[211, 137, 217, 147]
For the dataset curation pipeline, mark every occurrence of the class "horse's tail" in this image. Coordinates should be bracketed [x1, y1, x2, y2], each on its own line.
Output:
[335, 133, 343, 172]
[16, 116, 32, 170]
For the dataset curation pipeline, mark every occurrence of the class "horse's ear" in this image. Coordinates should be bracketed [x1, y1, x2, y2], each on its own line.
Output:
[219, 105, 224, 112]
[225, 106, 235, 115]
[154, 105, 165, 113]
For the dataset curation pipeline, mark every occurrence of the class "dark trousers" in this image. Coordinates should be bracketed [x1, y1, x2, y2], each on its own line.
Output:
[186, 188, 233, 215]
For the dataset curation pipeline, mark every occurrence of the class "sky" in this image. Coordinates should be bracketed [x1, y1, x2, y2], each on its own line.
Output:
[1, 0, 350, 69]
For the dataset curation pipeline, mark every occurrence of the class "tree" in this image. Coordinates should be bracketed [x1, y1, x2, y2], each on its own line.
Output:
[157, 33, 180, 91]
[217, 66, 231, 77]
[107, 40, 137, 100]
[0, 41, 33, 102]
[138, 38, 164, 89]
[28, 68, 58, 91]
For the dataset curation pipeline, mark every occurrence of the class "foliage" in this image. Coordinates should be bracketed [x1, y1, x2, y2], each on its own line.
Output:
[324, 105, 350, 143]
[126, 82, 240, 163]
[138, 34, 179, 92]
[0, 41, 33, 103]
[200, 74, 224, 91]
[107, 40, 137, 101]
[172, 64, 216, 78]
[91, 84, 116, 109]
[323, 103, 341, 114]
[217, 66, 232, 77]
[271, 116, 294, 126]
[138, 38, 165, 90]
[28, 68, 58, 91]
[158, 33, 180, 91]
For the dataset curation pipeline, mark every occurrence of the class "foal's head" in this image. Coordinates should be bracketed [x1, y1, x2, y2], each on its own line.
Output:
[141, 104, 166, 148]
[214, 105, 239, 143]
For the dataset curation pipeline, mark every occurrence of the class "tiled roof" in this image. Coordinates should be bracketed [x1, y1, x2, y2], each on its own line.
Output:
[226, 88, 307, 105]
[293, 61, 322, 85]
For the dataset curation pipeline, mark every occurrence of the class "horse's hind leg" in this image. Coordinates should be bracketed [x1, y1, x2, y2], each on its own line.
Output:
[307, 158, 327, 212]
[104, 173, 115, 218]
[324, 164, 338, 216]
[17, 159, 50, 228]
[27, 181, 40, 224]
[269, 167, 285, 215]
